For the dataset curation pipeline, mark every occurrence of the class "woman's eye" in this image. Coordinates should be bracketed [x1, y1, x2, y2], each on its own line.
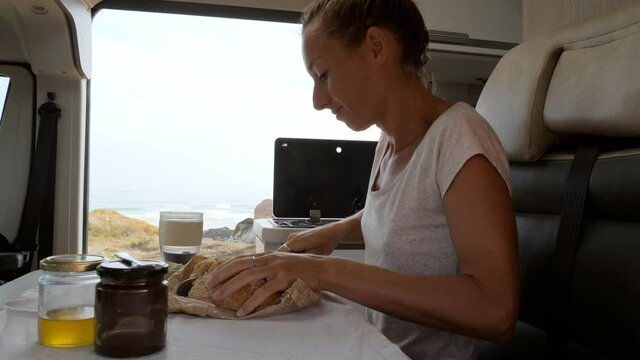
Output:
[318, 71, 328, 82]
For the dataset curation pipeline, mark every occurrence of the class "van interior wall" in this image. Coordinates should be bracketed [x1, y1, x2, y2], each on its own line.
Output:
[0, 0, 88, 255]
[37, 74, 87, 256]
[523, 0, 637, 40]
[0, 66, 33, 244]
[433, 82, 484, 107]
[0, 5, 26, 63]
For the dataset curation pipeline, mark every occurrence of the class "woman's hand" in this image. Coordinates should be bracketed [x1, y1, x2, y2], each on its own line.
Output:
[276, 211, 364, 255]
[205, 252, 328, 317]
[277, 225, 340, 255]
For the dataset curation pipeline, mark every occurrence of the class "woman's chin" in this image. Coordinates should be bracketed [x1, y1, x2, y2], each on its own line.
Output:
[337, 113, 374, 132]
[345, 121, 373, 132]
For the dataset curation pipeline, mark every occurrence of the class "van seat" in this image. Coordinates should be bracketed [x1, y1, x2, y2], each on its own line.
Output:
[475, 3, 640, 358]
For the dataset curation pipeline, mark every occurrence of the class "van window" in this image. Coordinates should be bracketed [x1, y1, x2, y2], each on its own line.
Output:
[88, 10, 380, 260]
[0, 76, 9, 121]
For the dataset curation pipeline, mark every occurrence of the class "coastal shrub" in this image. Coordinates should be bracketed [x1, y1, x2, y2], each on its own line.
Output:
[127, 238, 152, 250]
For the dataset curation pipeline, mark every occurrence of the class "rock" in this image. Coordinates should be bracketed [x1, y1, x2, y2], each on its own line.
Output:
[254, 199, 273, 219]
[203, 227, 233, 241]
[228, 218, 255, 243]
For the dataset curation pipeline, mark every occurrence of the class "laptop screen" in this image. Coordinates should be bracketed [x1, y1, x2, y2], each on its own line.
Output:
[273, 138, 378, 219]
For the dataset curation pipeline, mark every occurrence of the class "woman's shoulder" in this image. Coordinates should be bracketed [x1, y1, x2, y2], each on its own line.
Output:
[431, 102, 489, 132]
[425, 102, 501, 145]
[421, 101, 511, 193]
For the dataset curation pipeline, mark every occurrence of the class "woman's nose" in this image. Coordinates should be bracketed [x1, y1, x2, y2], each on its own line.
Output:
[312, 83, 330, 111]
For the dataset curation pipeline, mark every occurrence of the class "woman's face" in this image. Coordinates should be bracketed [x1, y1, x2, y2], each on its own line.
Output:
[302, 22, 380, 131]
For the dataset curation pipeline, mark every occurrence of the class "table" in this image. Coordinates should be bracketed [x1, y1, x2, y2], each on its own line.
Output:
[0, 271, 409, 360]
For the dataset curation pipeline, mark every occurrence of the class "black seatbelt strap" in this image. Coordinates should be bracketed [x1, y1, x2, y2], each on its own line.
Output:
[545, 143, 599, 359]
[14, 92, 60, 275]
[37, 109, 57, 265]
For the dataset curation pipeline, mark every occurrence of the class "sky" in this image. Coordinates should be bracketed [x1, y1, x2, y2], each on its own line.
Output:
[89, 10, 380, 210]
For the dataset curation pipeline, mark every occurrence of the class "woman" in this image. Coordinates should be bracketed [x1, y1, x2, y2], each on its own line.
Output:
[207, 0, 519, 358]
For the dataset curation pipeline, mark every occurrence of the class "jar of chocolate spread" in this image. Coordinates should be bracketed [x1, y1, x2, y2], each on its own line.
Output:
[95, 259, 168, 357]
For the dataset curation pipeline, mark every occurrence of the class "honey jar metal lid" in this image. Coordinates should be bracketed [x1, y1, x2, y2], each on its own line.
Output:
[97, 260, 168, 279]
[40, 254, 106, 272]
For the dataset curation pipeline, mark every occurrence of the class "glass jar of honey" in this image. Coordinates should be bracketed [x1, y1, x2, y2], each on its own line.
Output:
[38, 254, 105, 347]
[95, 259, 168, 357]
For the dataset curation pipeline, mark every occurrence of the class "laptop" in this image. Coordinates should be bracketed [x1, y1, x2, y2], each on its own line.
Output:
[270, 137, 378, 228]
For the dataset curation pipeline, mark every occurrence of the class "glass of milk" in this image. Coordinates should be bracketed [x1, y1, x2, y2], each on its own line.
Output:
[159, 211, 203, 264]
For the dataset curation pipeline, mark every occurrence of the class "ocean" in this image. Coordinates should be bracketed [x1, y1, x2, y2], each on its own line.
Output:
[89, 191, 263, 230]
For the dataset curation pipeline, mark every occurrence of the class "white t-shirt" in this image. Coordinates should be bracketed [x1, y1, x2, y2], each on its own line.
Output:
[361, 102, 511, 360]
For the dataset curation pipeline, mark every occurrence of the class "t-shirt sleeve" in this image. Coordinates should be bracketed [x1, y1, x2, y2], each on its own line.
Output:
[434, 108, 511, 199]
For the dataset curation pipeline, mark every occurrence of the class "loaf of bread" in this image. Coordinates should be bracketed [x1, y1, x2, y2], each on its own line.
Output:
[187, 257, 281, 312]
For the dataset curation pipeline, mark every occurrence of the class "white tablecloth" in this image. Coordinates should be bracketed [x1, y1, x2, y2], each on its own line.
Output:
[0, 271, 409, 360]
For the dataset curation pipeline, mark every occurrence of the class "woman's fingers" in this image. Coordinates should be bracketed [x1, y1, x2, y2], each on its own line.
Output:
[204, 252, 320, 316]
[209, 265, 269, 302]
[236, 278, 289, 317]
[276, 232, 300, 252]
[276, 241, 305, 253]
[276, 231, 309, 253]
[276, 243, 292, 253]
[206, 253, 265, 289]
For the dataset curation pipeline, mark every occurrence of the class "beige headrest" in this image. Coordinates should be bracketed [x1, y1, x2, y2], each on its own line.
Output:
[476, 2, 640, 162]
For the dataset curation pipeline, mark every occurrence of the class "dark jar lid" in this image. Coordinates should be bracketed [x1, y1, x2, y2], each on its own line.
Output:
[97, 260, 168, 280]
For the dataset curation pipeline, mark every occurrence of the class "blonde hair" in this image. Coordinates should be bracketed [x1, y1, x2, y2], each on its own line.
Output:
[301, 0, 430, 77]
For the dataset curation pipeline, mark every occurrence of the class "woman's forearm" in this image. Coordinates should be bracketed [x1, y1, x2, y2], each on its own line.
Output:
[319, 257, 517, 342]
[329, 210, 364, 243]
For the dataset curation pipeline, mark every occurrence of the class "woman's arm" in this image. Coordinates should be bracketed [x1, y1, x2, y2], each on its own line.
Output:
[276, 210, 364, 255]
[208, 155, 518, 340]
[321, 154, 519, 340]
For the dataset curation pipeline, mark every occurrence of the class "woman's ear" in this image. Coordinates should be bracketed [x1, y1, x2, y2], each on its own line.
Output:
[365, 26, 386, 62]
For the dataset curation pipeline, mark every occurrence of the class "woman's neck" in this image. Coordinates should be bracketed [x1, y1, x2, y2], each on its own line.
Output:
[377, 78, 454, 155]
